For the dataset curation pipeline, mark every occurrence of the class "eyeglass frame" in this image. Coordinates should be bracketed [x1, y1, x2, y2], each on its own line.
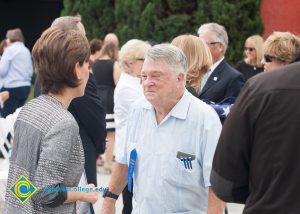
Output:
[206, 41, 222, 46]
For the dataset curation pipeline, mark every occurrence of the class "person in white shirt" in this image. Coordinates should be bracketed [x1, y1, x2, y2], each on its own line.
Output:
[114, 39, 151, 214]
[0, 28, 33, 117]
[101, 44, 224, 214]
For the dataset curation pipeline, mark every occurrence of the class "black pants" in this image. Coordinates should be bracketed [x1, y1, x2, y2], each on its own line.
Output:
[0, 86, 30, 117]
[122, 184, 133, 214]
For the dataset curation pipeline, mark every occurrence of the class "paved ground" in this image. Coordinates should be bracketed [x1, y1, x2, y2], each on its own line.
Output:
[0, 159, 244, 213]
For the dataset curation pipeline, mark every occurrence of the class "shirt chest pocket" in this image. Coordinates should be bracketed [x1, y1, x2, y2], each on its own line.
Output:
[162, 154, 203, 188]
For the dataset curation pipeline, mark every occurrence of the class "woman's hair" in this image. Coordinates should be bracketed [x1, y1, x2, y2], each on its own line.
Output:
[99, 42, 119, 60]
[244, 35, 264, 67]
[6, 28, 24, 43]
[119, 39, 151, 74]
[171, 34, 213, 93]
[89, 38, 103, 54]
[263, 32, 300, 64]
[32, 27, 90, 94]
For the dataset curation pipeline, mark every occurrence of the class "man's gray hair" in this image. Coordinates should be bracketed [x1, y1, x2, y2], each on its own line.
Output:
[198, 23, 229, 54]
[145, 44, 188, 75]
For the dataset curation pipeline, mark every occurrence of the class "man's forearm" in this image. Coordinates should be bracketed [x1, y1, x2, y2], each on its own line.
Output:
[101, 162, 128, 214]
[107, 162, 128, 195]
[207, 187, 225, 214]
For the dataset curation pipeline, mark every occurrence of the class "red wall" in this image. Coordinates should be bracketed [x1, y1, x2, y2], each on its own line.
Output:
[261, 0, 300, 39]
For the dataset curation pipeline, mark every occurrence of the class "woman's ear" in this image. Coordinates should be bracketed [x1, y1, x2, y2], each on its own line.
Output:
[74, 62, 81, 80]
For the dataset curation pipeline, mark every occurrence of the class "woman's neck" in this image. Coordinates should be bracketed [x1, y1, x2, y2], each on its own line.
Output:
[48, 91, 73, 108]
[99, 54, 111, 60]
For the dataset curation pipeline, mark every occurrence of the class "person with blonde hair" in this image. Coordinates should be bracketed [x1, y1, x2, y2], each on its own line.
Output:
[262, 31, 300, 72]
[171, 34, 213, 95]
[235, 35, 264, 81]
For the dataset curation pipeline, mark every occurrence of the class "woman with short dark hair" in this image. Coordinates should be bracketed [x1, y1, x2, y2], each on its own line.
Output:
[4, 27, 98, 213]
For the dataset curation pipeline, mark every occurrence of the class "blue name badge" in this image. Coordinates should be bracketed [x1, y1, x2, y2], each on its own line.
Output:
[128, 149, 137, 192]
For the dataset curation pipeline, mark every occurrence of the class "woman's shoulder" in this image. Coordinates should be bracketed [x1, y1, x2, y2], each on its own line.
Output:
[18, 95, 77, 132]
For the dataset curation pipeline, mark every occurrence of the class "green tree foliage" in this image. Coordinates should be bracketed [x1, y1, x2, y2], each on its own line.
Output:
[61, 0, 263, 64]
[61, 0, 115, 39]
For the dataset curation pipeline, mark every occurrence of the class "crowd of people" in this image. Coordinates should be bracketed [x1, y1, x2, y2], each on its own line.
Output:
[1, 15, 300, 214]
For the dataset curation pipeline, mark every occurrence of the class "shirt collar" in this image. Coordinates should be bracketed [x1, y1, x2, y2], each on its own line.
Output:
[142, 89, 191, 120]
[209, 56, 224, 73]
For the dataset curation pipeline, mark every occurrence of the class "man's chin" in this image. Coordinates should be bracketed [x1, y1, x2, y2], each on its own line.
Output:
[144, 93, 157, 102]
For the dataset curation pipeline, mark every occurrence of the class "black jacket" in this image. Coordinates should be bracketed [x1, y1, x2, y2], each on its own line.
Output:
[68, 73, 106, 154]
[199, 59, 245, 103]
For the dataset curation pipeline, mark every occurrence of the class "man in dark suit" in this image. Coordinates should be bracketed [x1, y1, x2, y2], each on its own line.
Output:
[211, 61, 300, 214]
[197, 23, 245, 103]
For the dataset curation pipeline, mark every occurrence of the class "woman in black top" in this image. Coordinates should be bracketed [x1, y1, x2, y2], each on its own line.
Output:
[235, 35, 264, 81]
[92, 42, 120, 173]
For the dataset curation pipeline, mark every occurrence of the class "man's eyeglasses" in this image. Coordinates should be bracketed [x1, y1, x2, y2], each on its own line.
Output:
[135, 58, 145, 61]
[206, 42, 221, 46]
[244, 47, 255, 52]
[264, 54, 275, 63]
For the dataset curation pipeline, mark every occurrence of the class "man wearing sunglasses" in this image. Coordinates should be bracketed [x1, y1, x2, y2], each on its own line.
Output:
[197, 23, 245, 103]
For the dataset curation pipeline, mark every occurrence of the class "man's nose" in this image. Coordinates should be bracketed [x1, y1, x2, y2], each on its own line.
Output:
[143, 78, 155, 87]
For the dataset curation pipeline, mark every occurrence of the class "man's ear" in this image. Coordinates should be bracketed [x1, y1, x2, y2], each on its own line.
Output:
[177, 72, 185, 81]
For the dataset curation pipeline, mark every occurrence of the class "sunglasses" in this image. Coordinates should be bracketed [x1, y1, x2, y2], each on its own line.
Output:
[264, 54, 275, 63]
[244, 47, 255, 52]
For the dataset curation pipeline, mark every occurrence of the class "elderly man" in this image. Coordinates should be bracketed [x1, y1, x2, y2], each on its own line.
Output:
[197, 23, 244, 103]
[101, 44, 224, 214]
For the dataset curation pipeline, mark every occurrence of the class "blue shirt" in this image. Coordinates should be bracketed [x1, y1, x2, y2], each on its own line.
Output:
[117, 90, 222, 214]
[0, 42, 33, 88]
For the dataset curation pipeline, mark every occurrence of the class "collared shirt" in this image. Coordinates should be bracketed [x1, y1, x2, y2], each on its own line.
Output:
[114, 72, 143, 162]
[118, 90, 222, 214]
[0, 42, 33, 88]
[200, 57, 224, 92]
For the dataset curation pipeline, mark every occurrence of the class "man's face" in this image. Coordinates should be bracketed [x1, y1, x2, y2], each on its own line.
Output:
[141, 59, 179, 106]
[199, 31, 223, 63]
